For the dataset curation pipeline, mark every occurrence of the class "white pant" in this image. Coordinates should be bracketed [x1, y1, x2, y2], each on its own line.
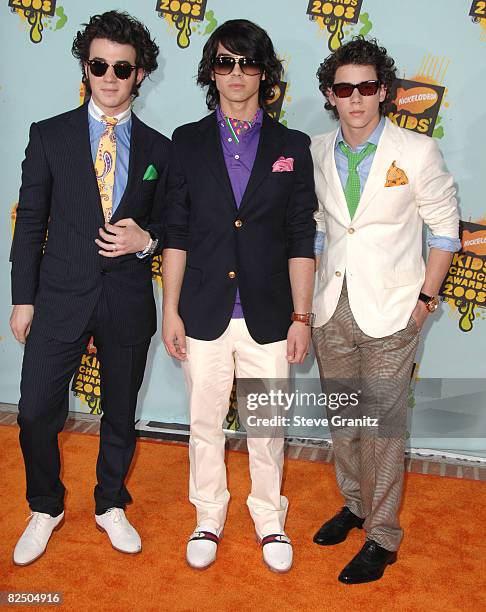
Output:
[182, 318, 290, 538]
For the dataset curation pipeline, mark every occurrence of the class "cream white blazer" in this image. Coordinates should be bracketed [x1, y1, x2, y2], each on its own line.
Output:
[311, 118, 459, 338]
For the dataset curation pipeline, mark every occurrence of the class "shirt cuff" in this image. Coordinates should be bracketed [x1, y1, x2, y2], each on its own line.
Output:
[427, 234, 462, 252]
[314, 230, 325, 255]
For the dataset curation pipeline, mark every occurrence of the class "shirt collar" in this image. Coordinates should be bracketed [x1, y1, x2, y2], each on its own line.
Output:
[336, 116, 385, 151]
[88, 98, 132, 126]
[216, 105, 264, 128]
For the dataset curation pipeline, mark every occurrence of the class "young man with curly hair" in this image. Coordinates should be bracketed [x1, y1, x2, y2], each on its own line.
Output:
[162, 19, 316, 573]
[311, 37, 460, 583]
[10, 11, 170, 565]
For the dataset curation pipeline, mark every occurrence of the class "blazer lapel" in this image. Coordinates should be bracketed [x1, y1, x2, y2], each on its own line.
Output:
[197, 112, 237, 211]
[238, 113, 284, 214]
[320, 129, 351, 225]
[352, 119, 402, 223]
[111, 113, 150, 223]
[65, 103, 104, 223]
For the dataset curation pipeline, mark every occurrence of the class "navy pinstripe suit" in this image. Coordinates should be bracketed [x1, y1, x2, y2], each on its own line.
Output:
[10, 103, 170, 515]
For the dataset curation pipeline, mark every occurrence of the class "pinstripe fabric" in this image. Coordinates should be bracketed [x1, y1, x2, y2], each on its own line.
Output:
[10, 103, 170, 346]
[312, 279, 419, 551]
[11, 103, 169, 516]
[17, 294, 150, 516]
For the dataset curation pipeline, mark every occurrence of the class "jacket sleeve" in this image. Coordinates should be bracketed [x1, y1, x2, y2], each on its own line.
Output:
[286, 135, 318, 259]
[10, 122, 52, 305]
[414, 136, 459, 240]
[163, 130, 190, 252]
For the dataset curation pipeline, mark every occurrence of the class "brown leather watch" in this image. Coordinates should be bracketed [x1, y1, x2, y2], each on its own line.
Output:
[291, 312, 315, 326]
[418, 292, 439, 313]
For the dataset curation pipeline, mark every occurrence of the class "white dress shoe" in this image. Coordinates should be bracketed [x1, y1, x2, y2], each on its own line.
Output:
[260, 533, 293, 573]
[186, 526, 221, 570]
[95, 508, 141, 554]
[13, 511, 65, 566]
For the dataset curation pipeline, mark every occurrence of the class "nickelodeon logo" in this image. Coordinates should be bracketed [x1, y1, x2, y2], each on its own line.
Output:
[462, 229, 486, 257]
[394, 87, 438, 114]
[388, 79, 444, 136]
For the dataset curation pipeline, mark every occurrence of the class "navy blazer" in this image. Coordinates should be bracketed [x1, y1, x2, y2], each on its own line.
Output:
[10, 103, 170, 345]
[165, 112, 317, 344]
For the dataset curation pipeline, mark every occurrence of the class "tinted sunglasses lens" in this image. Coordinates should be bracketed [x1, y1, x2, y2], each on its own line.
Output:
[333, 84, 354, 98]
[113, 64, 133, 80]
[358, 82, 380, 96]
[213, 57, 235, 75]
[89, 61, 108, 77]
[241, 60, 263, 76]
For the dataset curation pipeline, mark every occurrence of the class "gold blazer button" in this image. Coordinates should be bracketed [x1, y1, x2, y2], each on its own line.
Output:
[234, 220, 243, 228]
[228, 271, 236, 279]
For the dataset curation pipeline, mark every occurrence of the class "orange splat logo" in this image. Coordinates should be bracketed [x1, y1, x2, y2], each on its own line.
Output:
[393, 87, 438, 114]
[462, 229, 486, 257]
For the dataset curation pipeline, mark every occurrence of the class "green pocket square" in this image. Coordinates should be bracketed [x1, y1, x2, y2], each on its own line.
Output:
[143, 164, 159, 181]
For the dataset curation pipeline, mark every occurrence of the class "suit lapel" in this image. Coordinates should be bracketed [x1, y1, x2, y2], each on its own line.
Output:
[320, 129, 351, 225]
[238, 113, 284, 214]
[66, 105, 151, 225]
[111, 113, 150, 223]
[197, 112, 237, 211]
[196, 112, 286, 213]
[65, 103, 104, 223]
[352, 119, 402, 223]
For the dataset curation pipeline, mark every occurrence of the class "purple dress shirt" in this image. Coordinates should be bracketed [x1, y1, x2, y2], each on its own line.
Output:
[216, 106, 263, 318]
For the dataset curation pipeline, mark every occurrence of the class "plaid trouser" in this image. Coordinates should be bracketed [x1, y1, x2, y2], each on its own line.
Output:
[312, 280, 419, 551]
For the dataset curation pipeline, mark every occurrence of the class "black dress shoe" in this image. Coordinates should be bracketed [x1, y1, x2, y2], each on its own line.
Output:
[338, 540, 397, 584]
[313, 506, 364, 546]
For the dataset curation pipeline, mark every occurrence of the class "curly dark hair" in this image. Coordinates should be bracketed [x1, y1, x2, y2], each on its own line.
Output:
[316, 36, 397, 120]
[72, 10, 159, 99]
[197, 19, 283, 111]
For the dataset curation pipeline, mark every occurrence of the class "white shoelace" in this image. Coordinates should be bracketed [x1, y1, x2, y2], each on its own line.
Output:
[104, 508, 133, 534]
[25, 512, 52, 530]
[23, 512, 54, 544]
[105, 508, 123, 524]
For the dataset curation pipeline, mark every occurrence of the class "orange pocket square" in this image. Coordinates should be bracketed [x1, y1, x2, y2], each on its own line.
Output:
[385, 161, 409, 187]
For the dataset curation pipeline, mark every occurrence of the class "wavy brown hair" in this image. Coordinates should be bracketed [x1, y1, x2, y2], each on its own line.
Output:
[317, 36, 397, 120]
[72, 10, 159, 99]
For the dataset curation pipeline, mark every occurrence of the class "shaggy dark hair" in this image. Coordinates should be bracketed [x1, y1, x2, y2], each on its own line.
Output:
[72, 10, 159, 98]
[197, 19, 283, 111]
[316, 36, 397, 120]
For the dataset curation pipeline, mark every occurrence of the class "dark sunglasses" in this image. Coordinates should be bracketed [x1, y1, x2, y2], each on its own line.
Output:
[87, 59, 137, 80]
[212, 55, 263, 76]
[332, 80, 381, 98]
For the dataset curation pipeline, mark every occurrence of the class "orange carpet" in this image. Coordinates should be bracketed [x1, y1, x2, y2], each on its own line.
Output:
[0, 424, 484, 612]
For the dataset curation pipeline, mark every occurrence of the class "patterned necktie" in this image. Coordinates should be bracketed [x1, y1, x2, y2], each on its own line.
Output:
[94, 115, 118, 223]
[338, 141, 377, 219]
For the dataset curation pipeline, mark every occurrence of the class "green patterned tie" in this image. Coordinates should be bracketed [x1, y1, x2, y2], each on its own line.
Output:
[338, 141, 377, 219]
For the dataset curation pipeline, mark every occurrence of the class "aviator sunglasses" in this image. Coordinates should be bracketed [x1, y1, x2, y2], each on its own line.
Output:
[212, 55, 264, 76]
[332, 80, 381, 98]
[87, 59, 138, 80]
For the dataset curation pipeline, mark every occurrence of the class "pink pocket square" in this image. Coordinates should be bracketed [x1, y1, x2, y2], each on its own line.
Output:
[272, 156, 294, 172]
